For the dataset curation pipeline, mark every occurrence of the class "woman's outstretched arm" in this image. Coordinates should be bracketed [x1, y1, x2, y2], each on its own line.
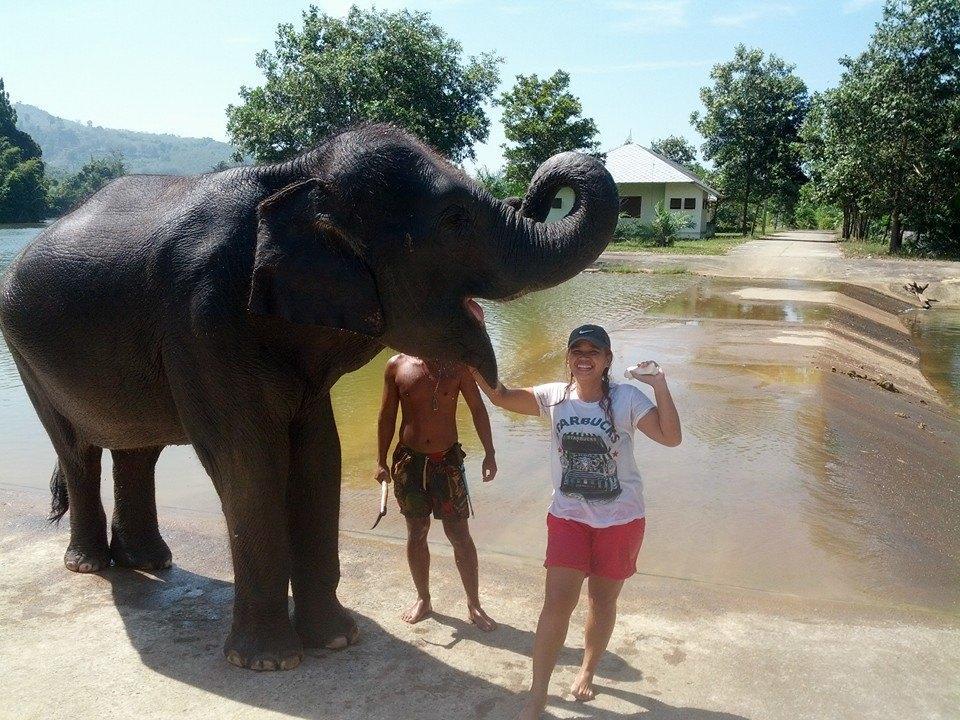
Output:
[469, 368, 541, 417]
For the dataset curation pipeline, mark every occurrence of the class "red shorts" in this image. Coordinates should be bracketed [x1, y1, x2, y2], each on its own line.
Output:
[544, 513, 646, 580]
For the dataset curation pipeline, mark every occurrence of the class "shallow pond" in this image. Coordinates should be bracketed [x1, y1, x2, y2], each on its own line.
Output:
[2, 225, 958, 613]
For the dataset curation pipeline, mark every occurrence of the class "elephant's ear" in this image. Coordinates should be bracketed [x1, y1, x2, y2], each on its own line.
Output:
[248, 179, 385, 337]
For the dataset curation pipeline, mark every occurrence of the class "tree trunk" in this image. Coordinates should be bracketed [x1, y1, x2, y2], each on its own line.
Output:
[842, 207, 851, 239]
[741, 172, 753, 236]
[889, 209, 903, 253]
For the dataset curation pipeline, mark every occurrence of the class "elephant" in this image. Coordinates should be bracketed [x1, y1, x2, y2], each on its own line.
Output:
[0, 123, 618, 670]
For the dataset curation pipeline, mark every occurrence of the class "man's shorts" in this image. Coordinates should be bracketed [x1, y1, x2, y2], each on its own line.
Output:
[391, 443, 471, 521]
[544, 513, 645, 580]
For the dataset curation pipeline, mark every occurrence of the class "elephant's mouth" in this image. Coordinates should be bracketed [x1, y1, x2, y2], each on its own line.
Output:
[464, 297, 485, 326]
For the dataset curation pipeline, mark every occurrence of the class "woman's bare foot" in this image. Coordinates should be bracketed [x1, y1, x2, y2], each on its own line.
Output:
[468, 604, 498, 631]
[570, 668, 596, 702]
[514, 697, 546, 720]
[401, 596, 432, 624]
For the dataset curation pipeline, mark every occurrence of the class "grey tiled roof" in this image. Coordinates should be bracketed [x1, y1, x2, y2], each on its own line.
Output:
[605, 142, 721, 198]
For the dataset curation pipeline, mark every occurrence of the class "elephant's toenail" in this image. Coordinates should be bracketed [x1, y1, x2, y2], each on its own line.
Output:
[226, 651, 244, 667]
[79, 562, 91, 572]
[280, 656, 301, 670]
[325, 635, 348, 650]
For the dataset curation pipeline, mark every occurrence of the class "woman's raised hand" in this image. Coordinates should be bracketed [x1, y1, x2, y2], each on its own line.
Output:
[625, 361, 665, 385]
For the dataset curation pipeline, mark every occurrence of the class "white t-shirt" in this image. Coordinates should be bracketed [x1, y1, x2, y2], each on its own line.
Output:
[533, 381, 655, 528]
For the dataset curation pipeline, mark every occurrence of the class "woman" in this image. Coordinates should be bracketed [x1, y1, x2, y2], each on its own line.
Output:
[472, 324, 681, 719]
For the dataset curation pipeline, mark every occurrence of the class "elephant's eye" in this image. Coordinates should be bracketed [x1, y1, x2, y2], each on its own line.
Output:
[439, 204, 471, 230]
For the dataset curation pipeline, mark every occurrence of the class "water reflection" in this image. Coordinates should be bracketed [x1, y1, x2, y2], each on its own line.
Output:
[902, 308, 960, 406]
[646, 278, 832, 324]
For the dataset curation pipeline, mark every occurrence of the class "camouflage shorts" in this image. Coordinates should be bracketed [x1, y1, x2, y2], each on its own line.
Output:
[391, 443, 471, 520]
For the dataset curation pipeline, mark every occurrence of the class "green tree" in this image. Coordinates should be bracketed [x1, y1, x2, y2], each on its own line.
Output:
[802, 0, 960, 253]
[499, 70, 600, 188]
[0, 79, 41, 162]
[0, 79, 47, 222]
[226, 6, 501, 163]
[0, 152, 47, 222]
[691, 46, 809, 235]
[47, 154, 126, 215]
[474, 167, 525, 200]
[650, 135, 696, 166]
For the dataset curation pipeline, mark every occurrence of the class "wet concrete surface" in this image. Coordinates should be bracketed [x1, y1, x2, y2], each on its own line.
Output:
[3, 490, 959, 720]
[600, 230, 960, 309]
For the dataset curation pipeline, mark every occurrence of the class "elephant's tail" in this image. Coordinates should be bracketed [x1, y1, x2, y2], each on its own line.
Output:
[49, 462, 68, 523]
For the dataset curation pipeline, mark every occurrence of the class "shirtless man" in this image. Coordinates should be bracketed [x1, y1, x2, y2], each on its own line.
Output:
[376, 354, 498, 631]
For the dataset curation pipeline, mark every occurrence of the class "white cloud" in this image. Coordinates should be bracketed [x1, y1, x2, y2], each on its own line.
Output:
[842, 0, 881, 13]
[607, 0, 692, 32]
[710, 2, 798, 28]
[571, 58, 715, 75]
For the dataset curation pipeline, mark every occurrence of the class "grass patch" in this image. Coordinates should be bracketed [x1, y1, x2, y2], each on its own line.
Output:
[598, 263, 690, 275]
[837, 238, 959, 259]
[608, 233, 749, 256]
[839, 238, 895, 258]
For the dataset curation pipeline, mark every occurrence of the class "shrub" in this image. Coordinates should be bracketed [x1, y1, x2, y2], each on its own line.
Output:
[612, 217, 652, 243]
[650, 201, 693, 246]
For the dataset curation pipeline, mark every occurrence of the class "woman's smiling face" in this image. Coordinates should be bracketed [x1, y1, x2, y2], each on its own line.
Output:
[567, 339, 612, 382]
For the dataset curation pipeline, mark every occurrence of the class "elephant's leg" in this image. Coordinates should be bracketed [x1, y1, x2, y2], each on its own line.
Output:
[59, 446, 109, 573]
[211, 443, 302, 671]
[8, 347, 108, 572]
[288, 394, 358, 650]
[174, 418, 300, 669]
[162, 345, 302, 670]
[109, 446, 172, 570]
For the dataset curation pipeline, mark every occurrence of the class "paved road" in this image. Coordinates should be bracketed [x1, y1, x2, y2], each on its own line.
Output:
[727, 229, 841, 259]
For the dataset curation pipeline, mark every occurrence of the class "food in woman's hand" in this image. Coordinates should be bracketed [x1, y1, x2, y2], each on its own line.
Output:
[624, 361, 660, 379]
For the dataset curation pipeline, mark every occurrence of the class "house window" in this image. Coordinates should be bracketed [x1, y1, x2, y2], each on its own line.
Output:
[620, 196, 642, 218]
[669, 198, 682, 210]
[684, 197, 696, 210]
[551, 197, 563, 209]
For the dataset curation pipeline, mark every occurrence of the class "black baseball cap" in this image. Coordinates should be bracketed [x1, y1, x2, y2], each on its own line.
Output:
[567, 324, 611, 350]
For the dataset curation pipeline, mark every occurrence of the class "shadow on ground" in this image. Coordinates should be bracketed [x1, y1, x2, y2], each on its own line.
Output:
[102, 564, 749, 719]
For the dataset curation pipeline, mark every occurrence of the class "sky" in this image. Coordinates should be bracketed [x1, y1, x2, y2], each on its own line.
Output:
[0, 0, 886, 172]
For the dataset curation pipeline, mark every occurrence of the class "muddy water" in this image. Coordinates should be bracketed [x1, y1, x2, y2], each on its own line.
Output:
[2, 225, 959, 614]
[902, 309, 960, 407]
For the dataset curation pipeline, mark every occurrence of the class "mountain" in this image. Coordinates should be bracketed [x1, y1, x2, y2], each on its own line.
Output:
[14, 103, 239, 175]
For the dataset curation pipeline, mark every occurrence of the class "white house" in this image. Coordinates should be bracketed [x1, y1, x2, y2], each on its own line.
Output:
[546, 142, 720, 238]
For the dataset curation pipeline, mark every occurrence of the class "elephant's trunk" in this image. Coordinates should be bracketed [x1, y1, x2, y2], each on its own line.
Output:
[482, 152, 619, 298]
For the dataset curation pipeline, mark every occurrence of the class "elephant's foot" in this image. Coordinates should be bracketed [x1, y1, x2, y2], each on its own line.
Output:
[109, 526, 173, 570]
[224, 621, 303, 671]
[295, 600, 360, 650]
[64, 542, 110, 573]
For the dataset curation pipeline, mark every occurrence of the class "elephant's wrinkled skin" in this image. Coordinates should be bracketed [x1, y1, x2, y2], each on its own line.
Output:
[0, 124, 618, 670]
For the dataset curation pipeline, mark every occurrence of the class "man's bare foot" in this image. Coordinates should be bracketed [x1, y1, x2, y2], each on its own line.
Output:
[468, 604, 498, 632]
[401, 596, 432, 624]
[570, 668, 596, 702]
[515, 698, 545, 719]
